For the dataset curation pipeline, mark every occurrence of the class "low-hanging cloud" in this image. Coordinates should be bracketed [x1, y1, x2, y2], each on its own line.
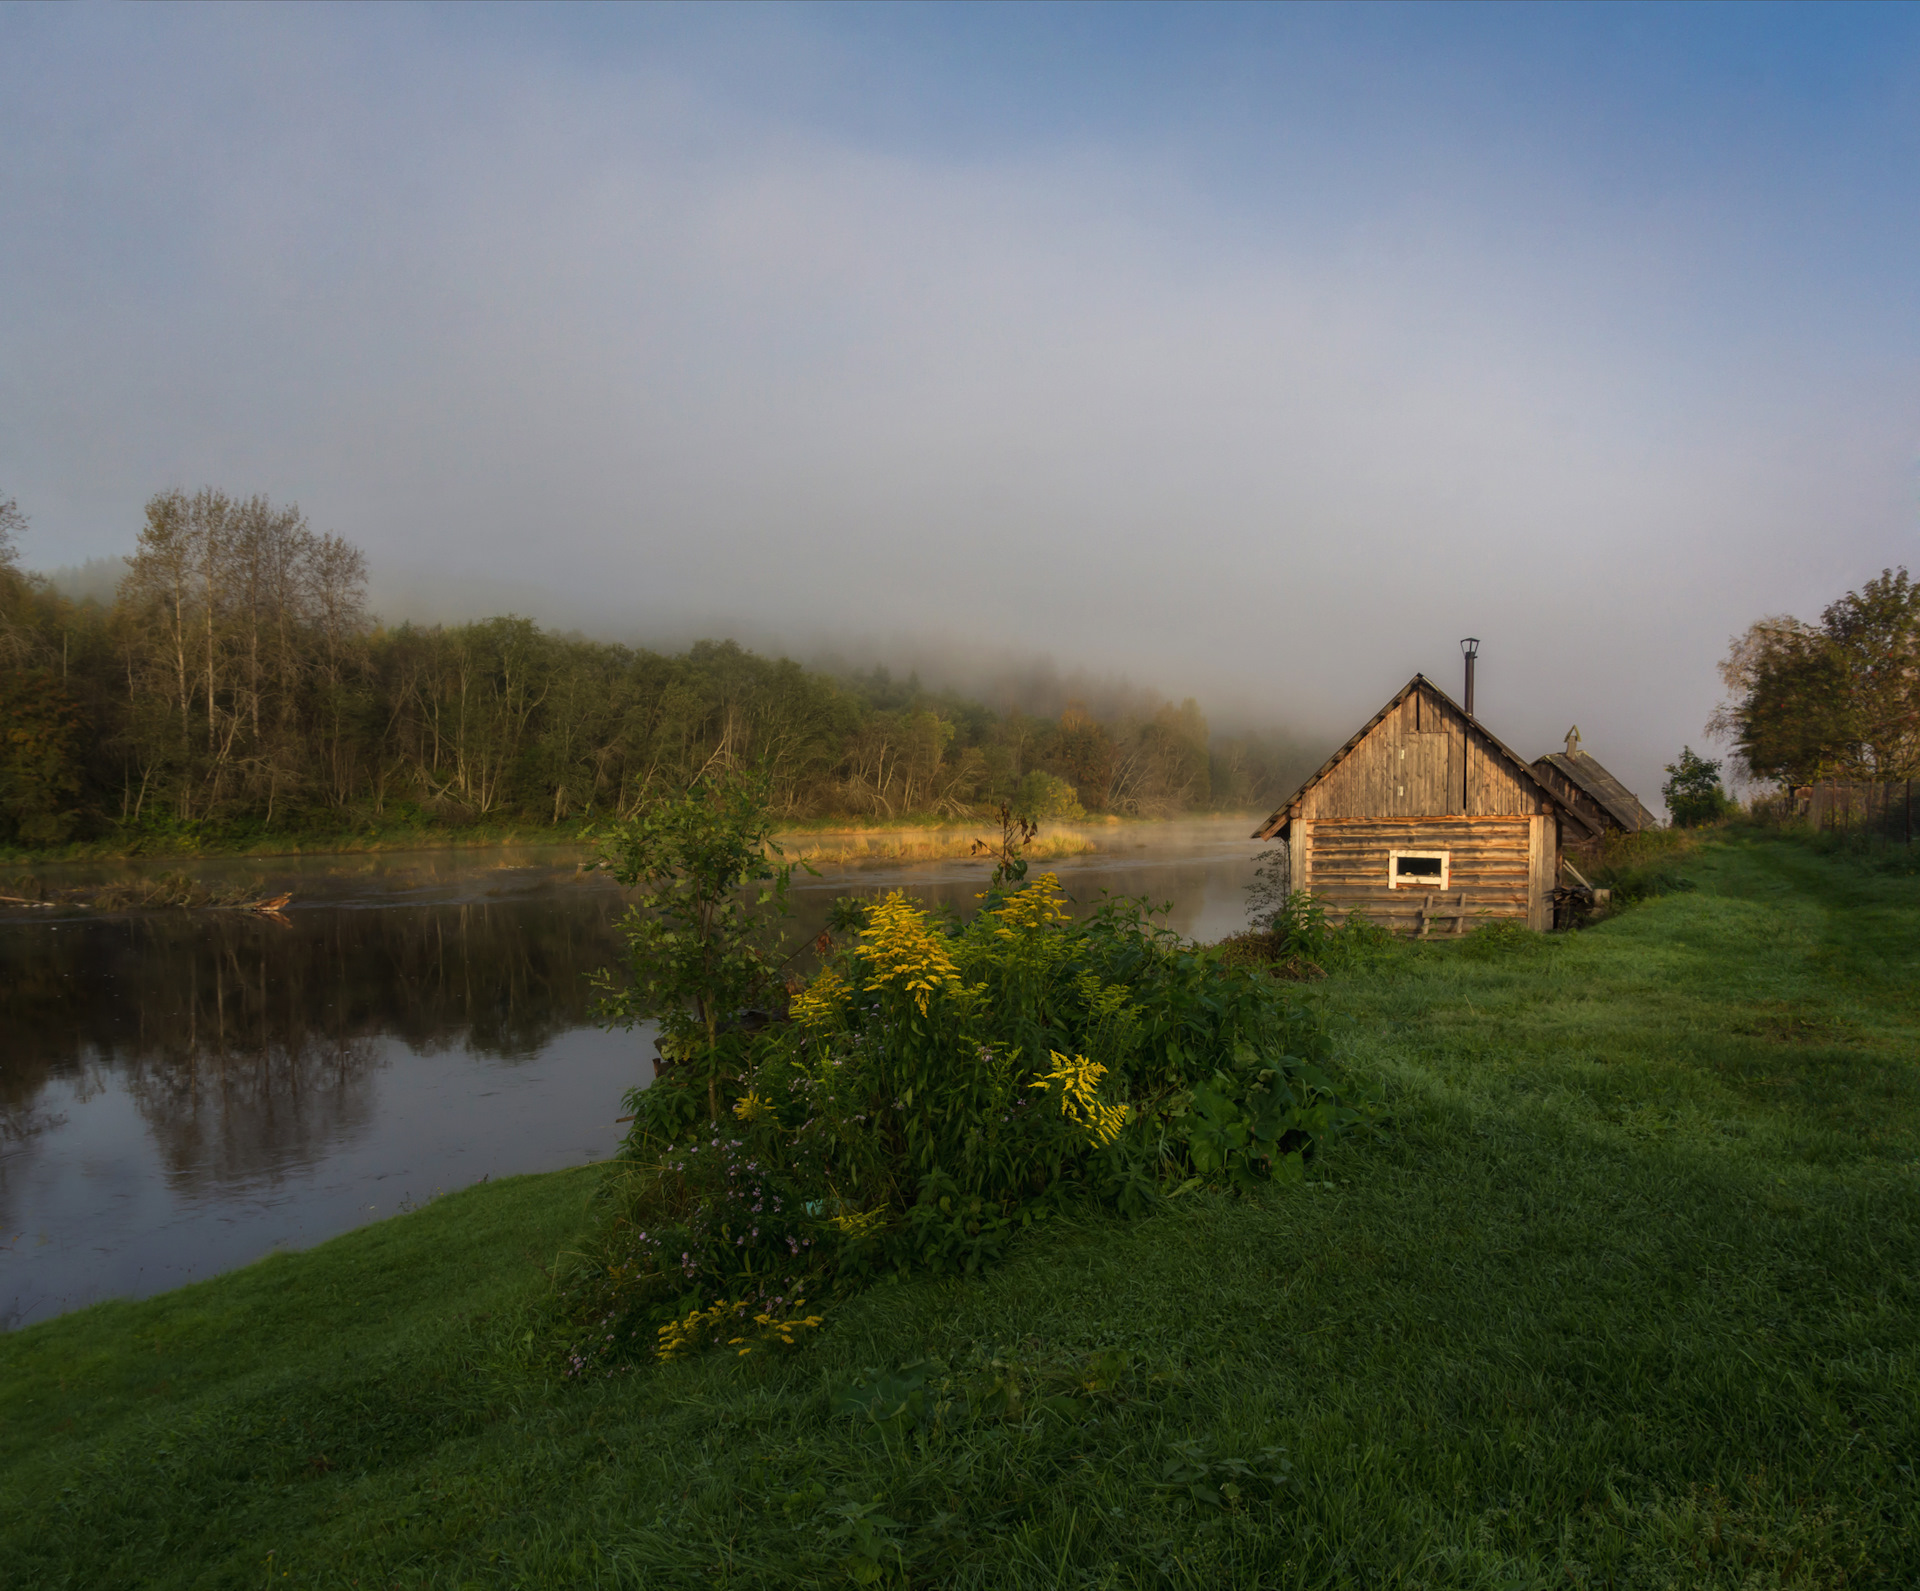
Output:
[4, 5, 1917, 806]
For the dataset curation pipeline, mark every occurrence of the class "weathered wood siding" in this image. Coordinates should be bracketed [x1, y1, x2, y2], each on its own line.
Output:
[1527, 814, 1552, 931]
[1299, 684, 1539, 821]
[1302, 815, 1538, 929]
[1530, 760, 1610, 850]
[1258, 676, 1568, 935]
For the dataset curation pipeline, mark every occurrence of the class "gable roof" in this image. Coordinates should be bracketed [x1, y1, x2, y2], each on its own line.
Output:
[1533, 750, 1659, 833]
[1251, 674, 1578, 840]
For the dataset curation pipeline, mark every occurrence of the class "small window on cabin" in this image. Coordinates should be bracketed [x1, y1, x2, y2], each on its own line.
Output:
[1388, 850, 1450, 890]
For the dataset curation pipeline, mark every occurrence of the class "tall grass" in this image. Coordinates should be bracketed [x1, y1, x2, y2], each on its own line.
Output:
[1587, 822, 1701, 901]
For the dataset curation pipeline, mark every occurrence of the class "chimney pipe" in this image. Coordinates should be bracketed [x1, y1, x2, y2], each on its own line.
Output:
[1460, 637, 1479, 717]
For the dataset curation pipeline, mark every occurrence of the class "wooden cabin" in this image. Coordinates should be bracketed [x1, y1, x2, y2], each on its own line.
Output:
[1251, 675, 1588, 934]
[1530, 726, 1658, 852]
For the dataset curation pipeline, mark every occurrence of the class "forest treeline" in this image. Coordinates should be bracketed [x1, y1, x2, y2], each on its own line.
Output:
[0, 490, 1302, 848]
[1712, 565, 1920, 787]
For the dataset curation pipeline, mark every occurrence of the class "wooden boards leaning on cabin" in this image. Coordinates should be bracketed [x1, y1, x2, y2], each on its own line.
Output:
[1256, 675, 1594, 935]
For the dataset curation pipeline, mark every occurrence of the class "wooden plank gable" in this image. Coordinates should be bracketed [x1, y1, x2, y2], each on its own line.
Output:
[1252, 675, 1572, 840]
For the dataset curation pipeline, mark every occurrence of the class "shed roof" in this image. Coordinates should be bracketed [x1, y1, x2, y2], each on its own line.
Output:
[1533, 750, 1659, 833]
[1251, 674, 1575, 840]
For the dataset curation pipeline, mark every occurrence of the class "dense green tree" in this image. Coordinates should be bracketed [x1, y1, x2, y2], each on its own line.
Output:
[1013, 769, 1084, 820]
[0, 668, 83, 843]
[1716, 568, 1920, 786]
[1821, 568, 1920, 777]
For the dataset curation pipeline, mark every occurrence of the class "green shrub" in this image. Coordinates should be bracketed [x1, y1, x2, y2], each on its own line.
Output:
[1013, 770, 1085, 821]
[1270, 890, 1395, 966]
[1228, 870, 1398, 974]
[562, 873, 1363, 1371]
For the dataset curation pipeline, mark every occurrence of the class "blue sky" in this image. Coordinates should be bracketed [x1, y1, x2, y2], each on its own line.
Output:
[3, 2, 1918, 800]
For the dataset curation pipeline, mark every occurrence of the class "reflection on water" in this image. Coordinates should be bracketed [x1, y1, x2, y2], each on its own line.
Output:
[0, 880, 643, 1329]
[0, 821, 1265, 1328]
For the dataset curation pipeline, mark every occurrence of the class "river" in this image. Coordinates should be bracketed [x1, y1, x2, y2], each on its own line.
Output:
[0, 818, 1269, 1329]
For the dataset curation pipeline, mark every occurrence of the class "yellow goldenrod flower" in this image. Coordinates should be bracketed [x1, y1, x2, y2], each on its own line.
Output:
[829, 1206, 887, 1238]
[790, 965, 849, 1029]
[991, 873, 1070, 936]
[656, 1298, 828, 1363]
[732, 1090, 774, 1124]
[657, 1298, 743, 1362]
[853, 892, 959, 1014]
[1074, 970, 1137, 1024]
[1030, 1050, 1131, 1148]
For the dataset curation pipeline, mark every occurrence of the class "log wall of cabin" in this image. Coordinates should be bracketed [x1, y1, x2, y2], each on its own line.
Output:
[1300, 815, 1549, 930]
[1287, 686, 1558, 932]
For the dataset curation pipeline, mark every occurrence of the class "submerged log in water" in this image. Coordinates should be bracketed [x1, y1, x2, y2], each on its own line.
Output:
[0, 873, 295, 915]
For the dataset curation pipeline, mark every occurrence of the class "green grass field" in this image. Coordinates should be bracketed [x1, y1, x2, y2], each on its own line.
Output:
[3, 831, 1915, 1588]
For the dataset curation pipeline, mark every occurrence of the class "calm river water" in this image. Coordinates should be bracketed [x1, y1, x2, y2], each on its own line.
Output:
[1, 819, 1267, 1328]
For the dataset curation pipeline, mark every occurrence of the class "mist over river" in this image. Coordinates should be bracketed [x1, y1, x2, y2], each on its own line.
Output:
[1, 820, 1265, 1329]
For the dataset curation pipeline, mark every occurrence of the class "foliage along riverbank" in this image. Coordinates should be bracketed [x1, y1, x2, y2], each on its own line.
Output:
[4, 829, 1915, 1587]
[0, 809, 1168, 872]
[0, 490, 1311, 851]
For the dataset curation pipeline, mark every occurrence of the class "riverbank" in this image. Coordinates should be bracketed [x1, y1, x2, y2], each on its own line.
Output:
[5, 832, 1914, 1586]
[0, 810, 1213, 871]
[774, 818, 1113, 866]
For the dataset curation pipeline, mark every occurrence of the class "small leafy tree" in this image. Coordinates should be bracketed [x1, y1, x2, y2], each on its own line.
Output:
[1663, 746, 1732, 828]
[593, 768, 797, 1121]
[1013, 769, 1084, 821]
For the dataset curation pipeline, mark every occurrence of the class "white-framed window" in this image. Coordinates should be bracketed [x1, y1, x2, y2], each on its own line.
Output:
[1388, 850, 1450, 890]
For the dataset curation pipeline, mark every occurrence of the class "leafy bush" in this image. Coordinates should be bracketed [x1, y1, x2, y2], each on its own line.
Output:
[1231, 859, 1397, 973]
[563, 873, 1363, 1370]
[1013, 770, 1085, 821]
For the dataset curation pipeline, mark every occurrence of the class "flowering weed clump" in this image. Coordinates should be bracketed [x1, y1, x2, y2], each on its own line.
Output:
[562, 872, 1364, 1371]
[656, 1297, 825, 1361]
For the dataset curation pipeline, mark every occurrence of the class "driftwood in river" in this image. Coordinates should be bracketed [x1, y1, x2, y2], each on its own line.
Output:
[0, 875, 294, 917]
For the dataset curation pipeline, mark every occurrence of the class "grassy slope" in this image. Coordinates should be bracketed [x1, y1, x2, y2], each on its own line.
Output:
[3, 833, 1915, 1588]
